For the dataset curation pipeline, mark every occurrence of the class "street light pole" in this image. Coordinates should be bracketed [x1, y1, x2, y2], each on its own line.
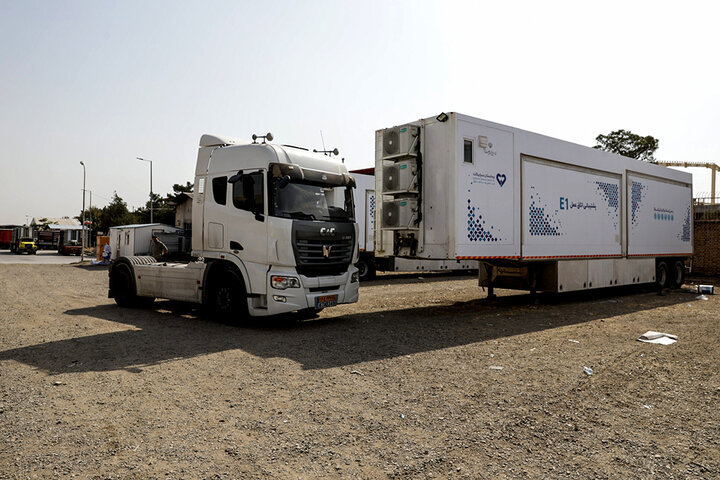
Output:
[137, 157, 153, 223]
[80, 161, 86, 262]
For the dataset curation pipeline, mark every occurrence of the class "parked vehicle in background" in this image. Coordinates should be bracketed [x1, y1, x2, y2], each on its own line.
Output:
[57, 230, 82, 255]
[0, 228, 11, 249]
[375, 112, 693, 296]
[10, 227, 37, 254]
[36, 230, 60, 250]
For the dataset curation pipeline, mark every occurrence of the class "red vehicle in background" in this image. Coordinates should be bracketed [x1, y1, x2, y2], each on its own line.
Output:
[0, 229, 11, 249]
[58, 231, 82, 255]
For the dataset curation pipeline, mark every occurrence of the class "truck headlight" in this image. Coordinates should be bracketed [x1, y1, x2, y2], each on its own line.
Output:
[271, 275, 301, 290]
[351, 271, 359, 283]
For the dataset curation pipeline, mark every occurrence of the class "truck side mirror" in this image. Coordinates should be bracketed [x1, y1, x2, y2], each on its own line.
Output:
[277, 175, 291, 189]
[228, 172, 243, 184]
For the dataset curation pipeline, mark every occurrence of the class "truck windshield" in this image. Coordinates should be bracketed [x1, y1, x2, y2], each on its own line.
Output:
[271, 181, 354, 222]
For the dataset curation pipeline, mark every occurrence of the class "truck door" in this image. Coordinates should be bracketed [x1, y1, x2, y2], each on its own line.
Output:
[226, 169, 268, 267]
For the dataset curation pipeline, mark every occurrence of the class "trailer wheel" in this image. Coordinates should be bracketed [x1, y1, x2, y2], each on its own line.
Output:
[671, 260, 685, 289]
[207, 269, 249, 325]
[656, 261, 669, 289]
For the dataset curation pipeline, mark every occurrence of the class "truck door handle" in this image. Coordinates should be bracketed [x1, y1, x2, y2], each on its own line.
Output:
[230, 241, 243, 251]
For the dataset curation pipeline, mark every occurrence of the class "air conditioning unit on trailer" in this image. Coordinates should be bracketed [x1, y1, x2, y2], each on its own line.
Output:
[383, 159, 418, 193]
[382, 198, 418, 229]
[382, 125, 419, 159]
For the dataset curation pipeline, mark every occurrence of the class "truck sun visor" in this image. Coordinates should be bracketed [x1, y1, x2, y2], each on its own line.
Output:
[269, 163, 355, 187]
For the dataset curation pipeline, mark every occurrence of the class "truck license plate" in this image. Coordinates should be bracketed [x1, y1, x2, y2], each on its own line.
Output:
[315, 294, 338, 309]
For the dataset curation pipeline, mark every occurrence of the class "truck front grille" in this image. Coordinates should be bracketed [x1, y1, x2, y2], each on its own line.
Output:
[292, 221, 355, 277]
[296, 238, 353, 263]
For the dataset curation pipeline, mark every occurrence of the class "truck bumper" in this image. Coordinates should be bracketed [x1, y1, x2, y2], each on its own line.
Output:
[256, 265, 359, 316]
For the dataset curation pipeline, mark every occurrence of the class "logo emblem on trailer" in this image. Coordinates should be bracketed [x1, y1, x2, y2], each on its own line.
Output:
[496, 173, 507, 187]
[320, 227, 336, 236]
[323, 245, 332, 258]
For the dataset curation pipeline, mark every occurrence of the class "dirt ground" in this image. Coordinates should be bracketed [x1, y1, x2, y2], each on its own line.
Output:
[0, 264, 718, 479]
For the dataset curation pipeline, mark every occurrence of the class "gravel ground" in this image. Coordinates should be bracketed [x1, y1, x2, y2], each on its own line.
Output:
[0, 264, 718, 479]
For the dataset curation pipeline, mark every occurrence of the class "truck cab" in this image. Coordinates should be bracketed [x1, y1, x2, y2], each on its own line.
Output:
[109, 134, 359, 322]
[10, 226, 38, 254]
[16, 237, 38, 255]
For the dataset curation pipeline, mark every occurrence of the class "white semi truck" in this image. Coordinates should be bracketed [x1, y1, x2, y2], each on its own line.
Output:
[375, 112, 693, 296]
[109, 134, 359, 321]
[350, 168, 476, 280]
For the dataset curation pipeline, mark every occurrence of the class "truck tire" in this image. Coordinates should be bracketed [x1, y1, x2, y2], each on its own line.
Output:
[110, 263, 154, 307]
[206, 268, 249, 325]
[671, 260, 685, 289]
[656, 261, 669, 289]
[356, 255, 376, 281]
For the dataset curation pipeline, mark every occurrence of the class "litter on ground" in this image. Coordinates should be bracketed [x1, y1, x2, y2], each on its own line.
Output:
[637, 331, 678, 345]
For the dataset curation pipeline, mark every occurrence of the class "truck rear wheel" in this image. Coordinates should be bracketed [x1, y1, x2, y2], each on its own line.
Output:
[207, 269, 249, 325]
[671, 260, 685, 289]
[110, 263, 154, 307]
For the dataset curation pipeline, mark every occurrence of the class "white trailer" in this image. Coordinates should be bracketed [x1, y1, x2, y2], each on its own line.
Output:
[108, 223, 181, 260]
[375, 113, 693, 296]
[109, 134, 359, 322]
[350, 168, 476, 279]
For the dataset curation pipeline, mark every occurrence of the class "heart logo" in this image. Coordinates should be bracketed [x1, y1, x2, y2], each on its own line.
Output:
[496, 174, 506, 187]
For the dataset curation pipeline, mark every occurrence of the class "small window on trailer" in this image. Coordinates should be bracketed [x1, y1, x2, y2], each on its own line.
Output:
[463, 139, 473, 164]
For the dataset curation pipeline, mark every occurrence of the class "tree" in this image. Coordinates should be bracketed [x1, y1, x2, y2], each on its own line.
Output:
[134, 182, 193, 225]
[594, 129, 659, 162]
[170, 181, 193, 199]
[135, 193, 174, 225]
[96, 192, 138, 233]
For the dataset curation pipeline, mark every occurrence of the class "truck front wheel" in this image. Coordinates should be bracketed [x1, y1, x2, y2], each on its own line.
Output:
[207, 269, 249, 325]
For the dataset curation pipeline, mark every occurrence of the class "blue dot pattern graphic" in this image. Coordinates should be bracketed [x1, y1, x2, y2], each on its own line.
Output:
[594, 181, 620, 229]
[679, 205, 691, 242]
[630, 181, 646, 226]
[654, 212, 674, 221]
[369, 194, 375, 219]
[528, 186, 562, 236]
[466, 199, 499, 242]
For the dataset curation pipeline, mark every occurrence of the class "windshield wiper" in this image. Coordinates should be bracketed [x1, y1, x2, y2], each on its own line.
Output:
[284, 211, 316, 220]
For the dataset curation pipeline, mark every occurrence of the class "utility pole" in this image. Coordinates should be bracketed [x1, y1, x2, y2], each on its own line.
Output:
[80, 161, 86, 261]
[137, 157, 153, 223]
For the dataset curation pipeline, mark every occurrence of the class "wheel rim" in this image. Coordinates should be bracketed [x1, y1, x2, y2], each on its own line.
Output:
[357, 261, 368, 278]
[216, 285, 233, 312]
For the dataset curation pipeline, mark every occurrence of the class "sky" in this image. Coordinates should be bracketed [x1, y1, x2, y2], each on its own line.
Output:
[1, 0, 718, 225]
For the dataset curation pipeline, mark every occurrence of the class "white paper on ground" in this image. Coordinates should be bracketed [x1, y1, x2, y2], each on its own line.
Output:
[637, 331, 678, 345]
